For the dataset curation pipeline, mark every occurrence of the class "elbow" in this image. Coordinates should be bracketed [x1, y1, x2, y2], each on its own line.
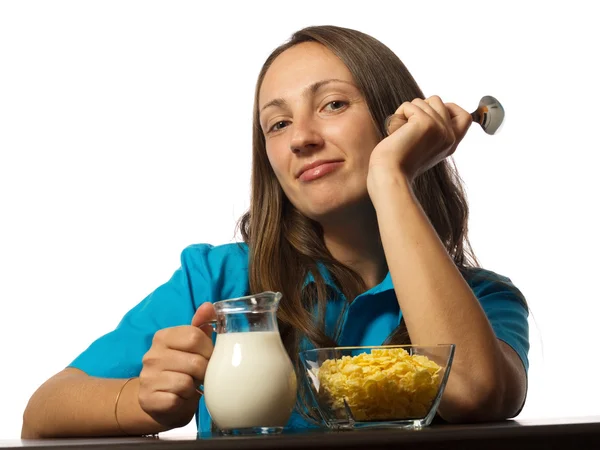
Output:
[21, 423, 41, 440]
[439, 376, 515, 423]
[441, 393, 500, 423]
[438, 342, 528, 423]
[22, 399, 43, 439]
[21, 381, 58, 439]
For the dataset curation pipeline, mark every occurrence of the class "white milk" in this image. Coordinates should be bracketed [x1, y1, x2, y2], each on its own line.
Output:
[203, 331, 298, 430]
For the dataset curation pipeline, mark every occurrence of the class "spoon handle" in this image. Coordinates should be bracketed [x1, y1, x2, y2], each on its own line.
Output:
[385, 96, 504, 136]
[470, 109, 482, 124]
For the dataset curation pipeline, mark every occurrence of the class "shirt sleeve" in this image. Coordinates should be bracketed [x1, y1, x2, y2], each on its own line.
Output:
[68, 244, 217, 378]
[466, 268, 530, 372]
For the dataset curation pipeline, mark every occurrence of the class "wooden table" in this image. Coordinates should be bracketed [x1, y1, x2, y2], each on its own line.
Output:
[2, 416, 599, 449]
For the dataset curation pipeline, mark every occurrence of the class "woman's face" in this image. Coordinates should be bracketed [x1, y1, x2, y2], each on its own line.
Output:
[258, 42, 381, 222]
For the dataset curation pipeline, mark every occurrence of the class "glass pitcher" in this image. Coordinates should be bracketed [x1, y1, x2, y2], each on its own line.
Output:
[202, 291, 297, 435]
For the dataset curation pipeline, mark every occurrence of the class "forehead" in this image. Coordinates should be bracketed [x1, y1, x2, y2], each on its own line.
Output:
[259, 42, 354, 107]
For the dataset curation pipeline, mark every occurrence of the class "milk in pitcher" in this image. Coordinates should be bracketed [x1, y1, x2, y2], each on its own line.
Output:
[204, 330, 297, 430]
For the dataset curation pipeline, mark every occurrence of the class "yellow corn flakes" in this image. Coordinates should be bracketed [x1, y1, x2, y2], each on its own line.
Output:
[316, 348, 442, 421]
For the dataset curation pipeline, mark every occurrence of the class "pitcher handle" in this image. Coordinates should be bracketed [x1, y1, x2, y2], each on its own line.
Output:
[194, 320, 217, 396]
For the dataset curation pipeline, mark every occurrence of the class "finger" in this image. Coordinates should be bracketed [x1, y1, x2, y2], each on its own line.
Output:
[143, 347, 210, 380]
[385, 113, 408, 135]
[445, 102, 473, 141]
[139, 372, 198, 410]
[445, 102, 471, 122]
[424, 95, 452, 125]
[152, 370, 200, 401]
[191, 302, 216, 336]
[139, 390, 189, 415]
[392, 101, 432, 125]
[412, 97, 446, 128]
[383, 102, 434, 149]
[153, 326, 214, 358]
[386, 99, 442, 135]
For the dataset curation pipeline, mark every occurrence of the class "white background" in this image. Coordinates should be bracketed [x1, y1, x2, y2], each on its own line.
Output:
[1, 0, 599, 440]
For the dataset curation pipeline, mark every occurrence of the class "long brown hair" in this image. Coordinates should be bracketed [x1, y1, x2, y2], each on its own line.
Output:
[238, 25, 479, 419]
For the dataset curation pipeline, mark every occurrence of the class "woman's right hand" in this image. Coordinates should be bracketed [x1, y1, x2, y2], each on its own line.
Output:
[138, 302, 216, 429]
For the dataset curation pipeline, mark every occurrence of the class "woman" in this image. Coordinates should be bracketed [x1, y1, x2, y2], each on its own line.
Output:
[22, 25, 529, 438]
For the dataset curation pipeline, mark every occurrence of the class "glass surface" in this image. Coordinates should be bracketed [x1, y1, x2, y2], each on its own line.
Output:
[212, 291, 282, 334]
[299, 344, 455, 430]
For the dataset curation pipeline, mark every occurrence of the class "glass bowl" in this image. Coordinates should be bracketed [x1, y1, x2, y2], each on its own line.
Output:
[298, 344, 455, 430]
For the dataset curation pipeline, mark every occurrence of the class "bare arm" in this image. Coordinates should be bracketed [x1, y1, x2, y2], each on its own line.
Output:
[371, 176, 526, 421]
[22, 303, 216, 438]
[22, 368, 165, 438]
[367, 97, 527, 422]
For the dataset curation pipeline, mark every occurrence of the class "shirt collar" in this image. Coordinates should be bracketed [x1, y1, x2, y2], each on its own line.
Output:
[303, 263, 395, 297]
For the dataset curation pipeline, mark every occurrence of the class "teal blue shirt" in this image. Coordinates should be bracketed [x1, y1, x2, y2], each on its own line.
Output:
[69, 243, 529, 433]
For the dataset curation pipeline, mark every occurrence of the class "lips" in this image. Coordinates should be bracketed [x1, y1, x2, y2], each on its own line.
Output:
[297, 160, 344, 182]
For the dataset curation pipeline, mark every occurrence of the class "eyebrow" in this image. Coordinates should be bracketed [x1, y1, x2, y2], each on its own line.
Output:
[259, 78, 356, 115]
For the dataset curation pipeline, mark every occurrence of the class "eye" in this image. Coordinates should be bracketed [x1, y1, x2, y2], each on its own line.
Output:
[323, 100, 348, 112]
[268, 120, 289, 133]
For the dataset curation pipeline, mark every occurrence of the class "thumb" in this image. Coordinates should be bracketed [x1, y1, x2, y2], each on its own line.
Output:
[445, 102, 473, 143]
[191, 302, 216, 337]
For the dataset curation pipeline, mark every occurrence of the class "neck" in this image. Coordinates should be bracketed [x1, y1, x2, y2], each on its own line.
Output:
[320, 201, 388, 290]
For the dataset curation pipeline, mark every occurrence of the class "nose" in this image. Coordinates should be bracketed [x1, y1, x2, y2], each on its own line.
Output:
[289, 117, 324, 154]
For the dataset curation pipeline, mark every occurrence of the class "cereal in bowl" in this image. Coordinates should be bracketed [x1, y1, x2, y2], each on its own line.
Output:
[317, 348, 442, 420]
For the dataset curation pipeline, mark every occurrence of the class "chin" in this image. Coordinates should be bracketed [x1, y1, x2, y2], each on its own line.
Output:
[296, 203, 336, 222]
[286, 178, 371, 221]
[298, 194, 371, 224]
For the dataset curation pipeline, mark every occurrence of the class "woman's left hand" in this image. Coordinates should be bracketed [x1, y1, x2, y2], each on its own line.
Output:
[367, 96, 472, 195]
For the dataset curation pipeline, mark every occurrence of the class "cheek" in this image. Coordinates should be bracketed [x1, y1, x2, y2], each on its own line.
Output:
[357, 120, 381, 150]
[331, 111, 380, 156]
[265, 144, 280, 171]
[265, 145, 289, 185]
[345, 124, 380, 162]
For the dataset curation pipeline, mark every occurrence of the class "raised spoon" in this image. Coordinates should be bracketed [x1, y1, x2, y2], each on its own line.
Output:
[384, 95, 505, 136]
